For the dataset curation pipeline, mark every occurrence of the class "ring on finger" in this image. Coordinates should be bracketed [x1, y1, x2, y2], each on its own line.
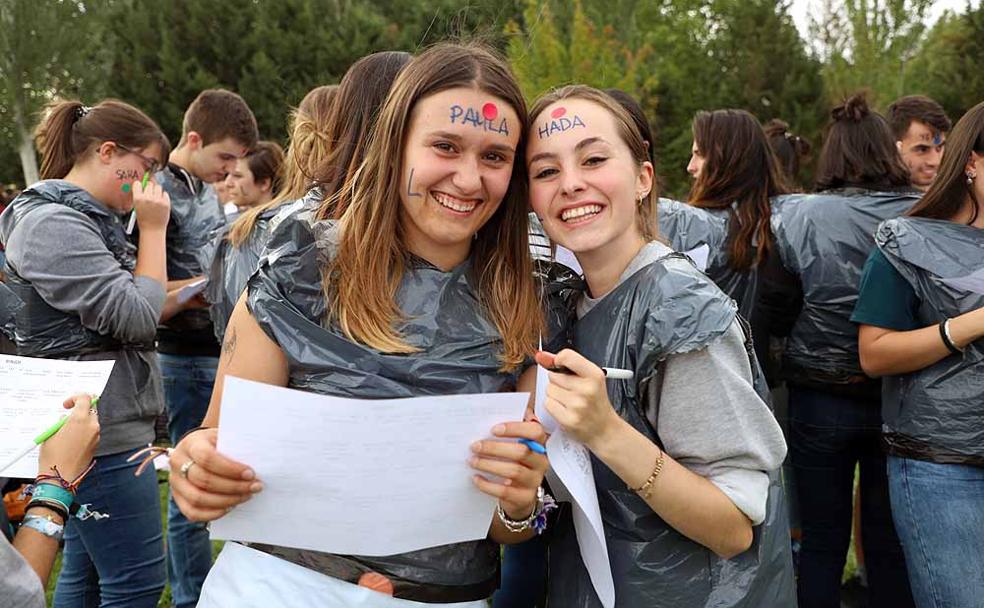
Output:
[179, 459, 197, 479]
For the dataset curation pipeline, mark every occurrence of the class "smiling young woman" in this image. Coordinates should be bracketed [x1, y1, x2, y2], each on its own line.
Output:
[526, 85, 794, 607]
[166, 43, 551, 608]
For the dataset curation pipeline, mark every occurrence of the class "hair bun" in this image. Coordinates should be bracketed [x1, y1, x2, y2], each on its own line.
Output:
[763, 118, 790, 138]
[831, 93, 870, 123]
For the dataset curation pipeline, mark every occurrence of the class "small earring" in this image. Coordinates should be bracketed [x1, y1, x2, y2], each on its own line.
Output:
[968, 173, 976, 185]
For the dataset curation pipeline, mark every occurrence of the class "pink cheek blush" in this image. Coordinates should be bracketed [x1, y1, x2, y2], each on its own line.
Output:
[482, 103, 498, 121]
[550, 107, 567, 119]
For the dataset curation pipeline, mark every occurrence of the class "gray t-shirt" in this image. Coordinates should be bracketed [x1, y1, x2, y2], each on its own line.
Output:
[578, 242, 785, 525]
[0, 537, 45, 608]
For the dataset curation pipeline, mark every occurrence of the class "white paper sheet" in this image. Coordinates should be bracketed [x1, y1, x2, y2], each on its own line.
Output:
[683, 243, 711, 272]
[0, 355, 116, 478]
[176, 278, 208, 304]
[210, 377, 529, 556]
[942, 268, 984, 296]
[536, 366, 615, 607]
[555, 245, 583, 275]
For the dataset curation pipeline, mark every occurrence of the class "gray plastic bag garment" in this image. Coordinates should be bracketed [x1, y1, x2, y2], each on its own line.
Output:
[657, 198, 763, 319]
[876, 217, 984, 464]
[0, 281, 23, 341]
[205, 192, 312, 341]
[770, 189, 919, 385]
[154, 167, 225, 333]
[0, 181, 139, 357]
[242, 214, 528, 602]
[547, 251, 795, 607]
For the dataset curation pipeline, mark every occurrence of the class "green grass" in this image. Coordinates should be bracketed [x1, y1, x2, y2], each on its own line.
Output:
[45, 472, 222, 607]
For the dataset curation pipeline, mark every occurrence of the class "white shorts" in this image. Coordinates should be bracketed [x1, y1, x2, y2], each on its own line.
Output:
[198, 542, 489, 608]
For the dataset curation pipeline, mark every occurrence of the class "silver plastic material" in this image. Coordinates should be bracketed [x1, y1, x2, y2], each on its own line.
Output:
[241, 215, 527, 600]
[547, 252, 795, 607]
[770, 189, 919, 384]
[657, 199, 759, 320]
[205, 192, 313, 341]
[0, 281, 23, 340]
[155, 169, 225, 333]
[0, 181, 138, 356]
[876, 217, 984, 462]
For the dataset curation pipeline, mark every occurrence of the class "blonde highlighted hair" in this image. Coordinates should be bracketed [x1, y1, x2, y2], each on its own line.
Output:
[325, 42, 543, 371]
[228, 85, 337, 247]
[530, 85, 659, 240]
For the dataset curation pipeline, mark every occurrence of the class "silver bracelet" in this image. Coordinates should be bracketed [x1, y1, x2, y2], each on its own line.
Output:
[496, 486, 544, 533]
[943, 319, 965, 353]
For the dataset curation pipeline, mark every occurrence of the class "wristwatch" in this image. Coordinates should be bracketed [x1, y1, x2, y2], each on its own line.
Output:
[21, 514, 65, 541]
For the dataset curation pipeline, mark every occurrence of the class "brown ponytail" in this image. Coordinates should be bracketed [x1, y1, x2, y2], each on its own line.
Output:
[35, 99, 170, 180]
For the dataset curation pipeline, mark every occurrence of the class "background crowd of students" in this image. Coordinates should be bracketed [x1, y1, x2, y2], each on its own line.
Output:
[0, 39, 981, 608]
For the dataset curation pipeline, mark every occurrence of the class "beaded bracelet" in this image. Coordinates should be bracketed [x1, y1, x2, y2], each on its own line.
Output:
[630, 448, 665, 500]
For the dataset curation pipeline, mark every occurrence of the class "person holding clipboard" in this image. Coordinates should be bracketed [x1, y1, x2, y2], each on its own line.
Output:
[167, 43, 551, 607]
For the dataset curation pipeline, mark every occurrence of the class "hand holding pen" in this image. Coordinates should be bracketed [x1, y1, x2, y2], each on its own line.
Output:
[39, 395, 101, 481]
[533, 349, 629, 449]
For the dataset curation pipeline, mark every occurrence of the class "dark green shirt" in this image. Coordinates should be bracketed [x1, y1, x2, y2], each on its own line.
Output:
[851, 248, 921, 331]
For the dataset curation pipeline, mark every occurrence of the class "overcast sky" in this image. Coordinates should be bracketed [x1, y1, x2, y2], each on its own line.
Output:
[789, 0, 982, 40]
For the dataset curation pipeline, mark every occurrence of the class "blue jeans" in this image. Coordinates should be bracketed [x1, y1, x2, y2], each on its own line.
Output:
[160, 353, 218, 608]
[52, 448, 166, 608]
[492, 535, 547, 608]
[788, 386, 913, 608]
[888, 456, 984, 608]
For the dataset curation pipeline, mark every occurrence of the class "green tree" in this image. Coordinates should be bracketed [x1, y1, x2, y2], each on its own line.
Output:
[0, 0, 113, 185]
[811, 0, 933, 105]
[505, 0, 649, 101]
[905, 4, 984, 120]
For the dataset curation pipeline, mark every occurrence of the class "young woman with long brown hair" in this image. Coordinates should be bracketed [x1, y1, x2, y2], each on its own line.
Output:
[165, 43, 549, 608]
[526, 85, 792, 607]
[0, 99, 172, 607]
[761, 94, 918, 608]
[854, 100, 984, 608]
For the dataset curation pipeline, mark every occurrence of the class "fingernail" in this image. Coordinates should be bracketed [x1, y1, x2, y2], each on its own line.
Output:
[503, 478, 512, 486]
[250, 482, 263, 493]
[492, 424, 506, 435]
[470, 441, 481, 452]
[241, 469, 255, 480]
[468, 456, 478, 466]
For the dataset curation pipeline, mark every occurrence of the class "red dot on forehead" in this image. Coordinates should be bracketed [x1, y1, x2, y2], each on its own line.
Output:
[551, 107, 567, 119]
[482, 103, 498, 121]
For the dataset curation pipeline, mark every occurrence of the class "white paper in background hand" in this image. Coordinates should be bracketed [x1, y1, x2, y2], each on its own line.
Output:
[535, 348, 615, 607]
[555, 245, 583, 275]
[683, 244, 711, 272]
[176, 279, 207, 305]
[942, 268, 984, 296]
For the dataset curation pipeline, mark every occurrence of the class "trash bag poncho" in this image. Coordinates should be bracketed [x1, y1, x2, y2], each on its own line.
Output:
[875, 217, 984, 464]
[547, 248, 795, 607]
[0, 181, 143, 356]
[657, 198, 759, 319]
[155, 168, 225, 334]
[770, 189, 919, 385]
[205, 189, 315, 341]
[241, 214, 529, 602]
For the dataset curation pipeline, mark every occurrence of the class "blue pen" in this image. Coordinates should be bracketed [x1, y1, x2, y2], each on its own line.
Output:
[518, 438, 547, 454]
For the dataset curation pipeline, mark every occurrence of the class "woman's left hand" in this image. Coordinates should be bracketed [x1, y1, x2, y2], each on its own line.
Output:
[534, 349, 623, 449]
[470, 420, 548, 520]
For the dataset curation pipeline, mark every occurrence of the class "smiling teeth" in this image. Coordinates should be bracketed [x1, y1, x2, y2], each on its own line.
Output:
[561, 204, 602, 222]
[434, 192, 477, 213]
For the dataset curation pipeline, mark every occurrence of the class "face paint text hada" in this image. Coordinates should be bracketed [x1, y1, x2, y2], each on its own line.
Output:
[537, 106, 586, 139]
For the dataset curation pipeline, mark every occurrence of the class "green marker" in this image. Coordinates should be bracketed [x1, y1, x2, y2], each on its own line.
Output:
[141, 171, 150, 188]
[0, 396, 99, 474]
